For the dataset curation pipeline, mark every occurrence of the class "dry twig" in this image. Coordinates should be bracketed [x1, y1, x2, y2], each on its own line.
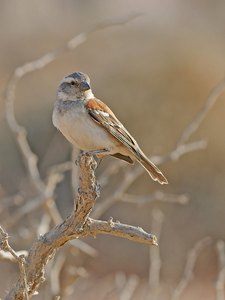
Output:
[171, 237, 212, 300]
[0, 226, 29, 300]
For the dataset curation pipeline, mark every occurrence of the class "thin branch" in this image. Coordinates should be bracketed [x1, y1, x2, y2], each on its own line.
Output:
[47, 161, 73, 177]
[0, 250, 28, 263]
[0, 226, 29, 300]
[147, 209, 164, 300]
[120, 191, 189, 205]
[49, 252, 66, 297]
[37, 213, 51, 236]
[159, 140, 207, 163]
[86, 218, 157, 246]
[171, 237, 212, 300]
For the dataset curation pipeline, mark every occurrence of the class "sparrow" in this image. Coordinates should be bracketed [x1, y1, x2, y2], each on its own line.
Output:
[52, 72, 168, 184]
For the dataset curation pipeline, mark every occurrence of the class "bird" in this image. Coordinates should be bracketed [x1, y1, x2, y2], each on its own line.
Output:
[52, 71, 168, 184]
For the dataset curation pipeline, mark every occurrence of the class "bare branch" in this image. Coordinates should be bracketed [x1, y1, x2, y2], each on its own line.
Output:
[171, 237, 212, 300]
[86, 218, 157, 246]
[0, 226, 29, 299]
[5, 154, 157, 300]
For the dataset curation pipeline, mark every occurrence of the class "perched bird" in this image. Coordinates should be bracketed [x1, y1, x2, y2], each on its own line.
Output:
[52, 72, 168, 184]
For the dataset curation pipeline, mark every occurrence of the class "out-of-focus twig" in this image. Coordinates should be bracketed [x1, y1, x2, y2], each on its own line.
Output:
[177, 76, 225, 146]
[47, 161, 73, 177]
[0, 250, 28, 263]
[92, 169, 140, 219]
[61, 266, 88, 297]
[118, 274, 140, 300]
[37, 213, 51, 236]
[92, 140, 206, 219]
[171, 237, 212, 300]
[99, 160, 123, 188]
[120, 191, 189, 205]
[98, 138, 199, 217]
[215, 240, 225, 300]
[147, 209, 164, 300]
[5, 170, 65, 227]
[49, 252, 66, 298]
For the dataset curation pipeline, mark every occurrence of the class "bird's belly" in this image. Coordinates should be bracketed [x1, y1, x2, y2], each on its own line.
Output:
[53, 108, 115, 151]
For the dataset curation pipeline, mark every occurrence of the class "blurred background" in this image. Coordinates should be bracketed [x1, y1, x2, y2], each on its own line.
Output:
[1, 1, 225, 299]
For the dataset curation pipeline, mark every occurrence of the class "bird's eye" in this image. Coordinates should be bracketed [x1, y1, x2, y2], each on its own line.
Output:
[70, 81, 75, 86]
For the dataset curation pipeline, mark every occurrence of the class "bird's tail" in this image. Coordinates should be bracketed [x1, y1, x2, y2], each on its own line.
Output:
[136, 152, 168, 185]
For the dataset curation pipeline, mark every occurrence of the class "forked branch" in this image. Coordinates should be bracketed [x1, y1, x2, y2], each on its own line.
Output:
[4, 155, 157, 300]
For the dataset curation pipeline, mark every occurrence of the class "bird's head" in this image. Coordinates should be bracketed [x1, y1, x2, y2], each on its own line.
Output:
[57, 71, 94, 101]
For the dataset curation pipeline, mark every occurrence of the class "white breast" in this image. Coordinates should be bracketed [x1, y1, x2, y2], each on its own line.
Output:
[52, 100, 115, 152]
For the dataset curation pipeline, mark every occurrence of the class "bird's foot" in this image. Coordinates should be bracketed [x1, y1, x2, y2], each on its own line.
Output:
[80, 149, 109, 167]
[83, 149, 109, 156]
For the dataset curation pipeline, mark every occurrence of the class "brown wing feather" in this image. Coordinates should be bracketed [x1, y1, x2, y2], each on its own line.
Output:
[85, 98, 137, 152]
[85, 98, 168, 184]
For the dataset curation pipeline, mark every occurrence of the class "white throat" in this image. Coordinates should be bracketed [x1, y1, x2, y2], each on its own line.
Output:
[84, 89, 94, 99]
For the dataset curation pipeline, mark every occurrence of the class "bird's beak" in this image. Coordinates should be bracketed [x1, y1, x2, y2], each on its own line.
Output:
[80, 81, 90, 91]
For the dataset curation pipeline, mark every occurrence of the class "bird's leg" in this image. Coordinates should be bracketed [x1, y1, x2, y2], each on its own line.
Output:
[84, 149, 110, 156]
[81, 149, 109, 168]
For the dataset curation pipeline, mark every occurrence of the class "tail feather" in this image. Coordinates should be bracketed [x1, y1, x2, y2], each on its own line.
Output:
[136, 154, 168, 185]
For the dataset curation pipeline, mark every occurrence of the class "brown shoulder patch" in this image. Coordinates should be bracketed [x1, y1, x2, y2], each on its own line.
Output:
[85, 98, 116, 117]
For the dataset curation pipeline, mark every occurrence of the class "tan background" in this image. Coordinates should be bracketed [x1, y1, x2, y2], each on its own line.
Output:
[1, 1, 225, 299]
